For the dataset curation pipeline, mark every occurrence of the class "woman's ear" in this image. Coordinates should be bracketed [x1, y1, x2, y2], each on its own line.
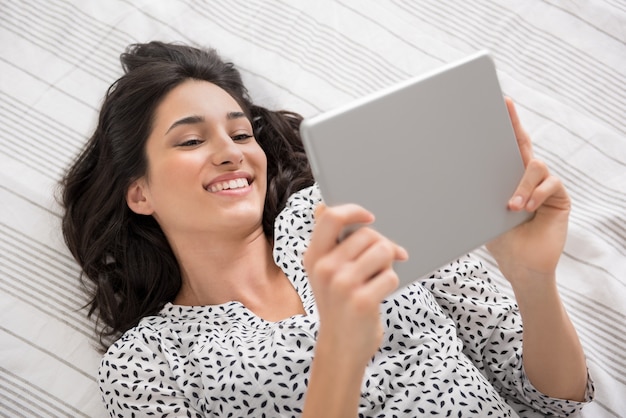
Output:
[126, 179, 154, 215]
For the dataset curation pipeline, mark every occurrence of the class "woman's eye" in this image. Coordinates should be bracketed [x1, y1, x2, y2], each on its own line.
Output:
[232, 133, 253, 142]
[178, 138, 203, 147]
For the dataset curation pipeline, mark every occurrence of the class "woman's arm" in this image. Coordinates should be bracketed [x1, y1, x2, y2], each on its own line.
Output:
[486, 98, 588, 401]
[301, 204, 407, 417]
[510, 272, 588, 401]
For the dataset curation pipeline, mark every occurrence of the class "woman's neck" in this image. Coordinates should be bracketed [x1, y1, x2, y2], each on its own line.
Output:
[170, 227, 305, 320]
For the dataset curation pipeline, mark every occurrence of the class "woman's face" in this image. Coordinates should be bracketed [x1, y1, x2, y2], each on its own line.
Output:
[127, 79, 267, 241]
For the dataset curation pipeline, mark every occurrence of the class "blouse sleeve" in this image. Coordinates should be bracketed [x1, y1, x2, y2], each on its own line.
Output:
[418, 254, 594, 416]
[99, 333, 204, 418]
[272, 183, 322, 266]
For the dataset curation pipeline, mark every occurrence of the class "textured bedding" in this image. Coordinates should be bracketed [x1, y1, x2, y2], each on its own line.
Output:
[0, 1, 624, 417]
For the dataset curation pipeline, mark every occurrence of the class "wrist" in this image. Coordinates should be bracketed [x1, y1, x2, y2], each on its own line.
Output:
[505, 263, 557, 292]
[302, 333, 367, 418]
[314, 330, 370, 378]
[510, 272, 559, 311]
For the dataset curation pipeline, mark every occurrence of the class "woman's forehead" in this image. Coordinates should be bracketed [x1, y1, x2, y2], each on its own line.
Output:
[154, 80, 244, 127]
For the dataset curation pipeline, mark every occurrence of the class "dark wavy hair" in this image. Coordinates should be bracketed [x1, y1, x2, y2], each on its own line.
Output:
[61, 41, 314, 351]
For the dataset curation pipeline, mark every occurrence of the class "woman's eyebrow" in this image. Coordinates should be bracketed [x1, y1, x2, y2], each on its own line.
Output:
[166, 112, 247, 134]
[227, 111, 246, 120]
[166, 115, 204, 134]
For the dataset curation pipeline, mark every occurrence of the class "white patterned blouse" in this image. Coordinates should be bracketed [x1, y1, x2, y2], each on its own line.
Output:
[99, 184, 593, 418]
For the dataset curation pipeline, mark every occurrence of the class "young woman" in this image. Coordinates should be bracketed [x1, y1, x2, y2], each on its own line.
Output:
[62, 41, 593, 417]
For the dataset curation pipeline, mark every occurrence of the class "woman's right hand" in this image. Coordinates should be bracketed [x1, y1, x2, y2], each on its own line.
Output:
[303, 203, 408, 365]
[301, 203, 407, 417]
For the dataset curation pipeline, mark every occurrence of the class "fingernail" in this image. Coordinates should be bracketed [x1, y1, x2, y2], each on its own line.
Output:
[509, 195, 523, 208]
[526, 199, 535, 210]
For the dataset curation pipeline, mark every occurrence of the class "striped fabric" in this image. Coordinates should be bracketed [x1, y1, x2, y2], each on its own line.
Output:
[0, 1, 624, 417]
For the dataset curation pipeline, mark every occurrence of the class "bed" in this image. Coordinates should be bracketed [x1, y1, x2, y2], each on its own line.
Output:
[0, 1, 624, 417]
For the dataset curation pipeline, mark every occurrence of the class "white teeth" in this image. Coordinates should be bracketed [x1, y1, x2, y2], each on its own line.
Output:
[208, 178, 250, 192]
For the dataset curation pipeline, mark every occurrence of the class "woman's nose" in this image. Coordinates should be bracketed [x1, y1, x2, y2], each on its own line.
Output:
[211, 133, 243, 166]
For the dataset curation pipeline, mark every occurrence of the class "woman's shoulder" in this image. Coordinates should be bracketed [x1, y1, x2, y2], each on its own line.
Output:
[101, 302, 255, 362]
[274, 183, 321, 238]
[102, 310, 172, 359]
[101, 304, 207, 361]
[98, 318, 168, 388]
[283, 183, 322, 214]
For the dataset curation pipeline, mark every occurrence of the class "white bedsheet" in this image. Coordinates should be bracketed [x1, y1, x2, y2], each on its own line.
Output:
[1, 1, 624, 417]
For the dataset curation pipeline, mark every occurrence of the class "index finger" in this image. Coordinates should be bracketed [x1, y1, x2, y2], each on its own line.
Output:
[307, 203, 375, 260]
[505, 96, 534, 167]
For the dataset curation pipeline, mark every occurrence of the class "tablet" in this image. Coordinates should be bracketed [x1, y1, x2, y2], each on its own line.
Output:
[299, 50, 532, 288]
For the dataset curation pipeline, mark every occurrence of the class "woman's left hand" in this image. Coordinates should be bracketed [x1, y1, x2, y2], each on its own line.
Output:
[486, 98, 571, 284]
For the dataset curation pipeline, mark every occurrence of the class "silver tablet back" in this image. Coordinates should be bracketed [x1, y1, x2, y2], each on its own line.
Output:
[300, 51, 531, 287]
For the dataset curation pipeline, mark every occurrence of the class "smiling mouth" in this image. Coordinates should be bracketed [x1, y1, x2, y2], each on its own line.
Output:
[207, 178, 250, 193]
